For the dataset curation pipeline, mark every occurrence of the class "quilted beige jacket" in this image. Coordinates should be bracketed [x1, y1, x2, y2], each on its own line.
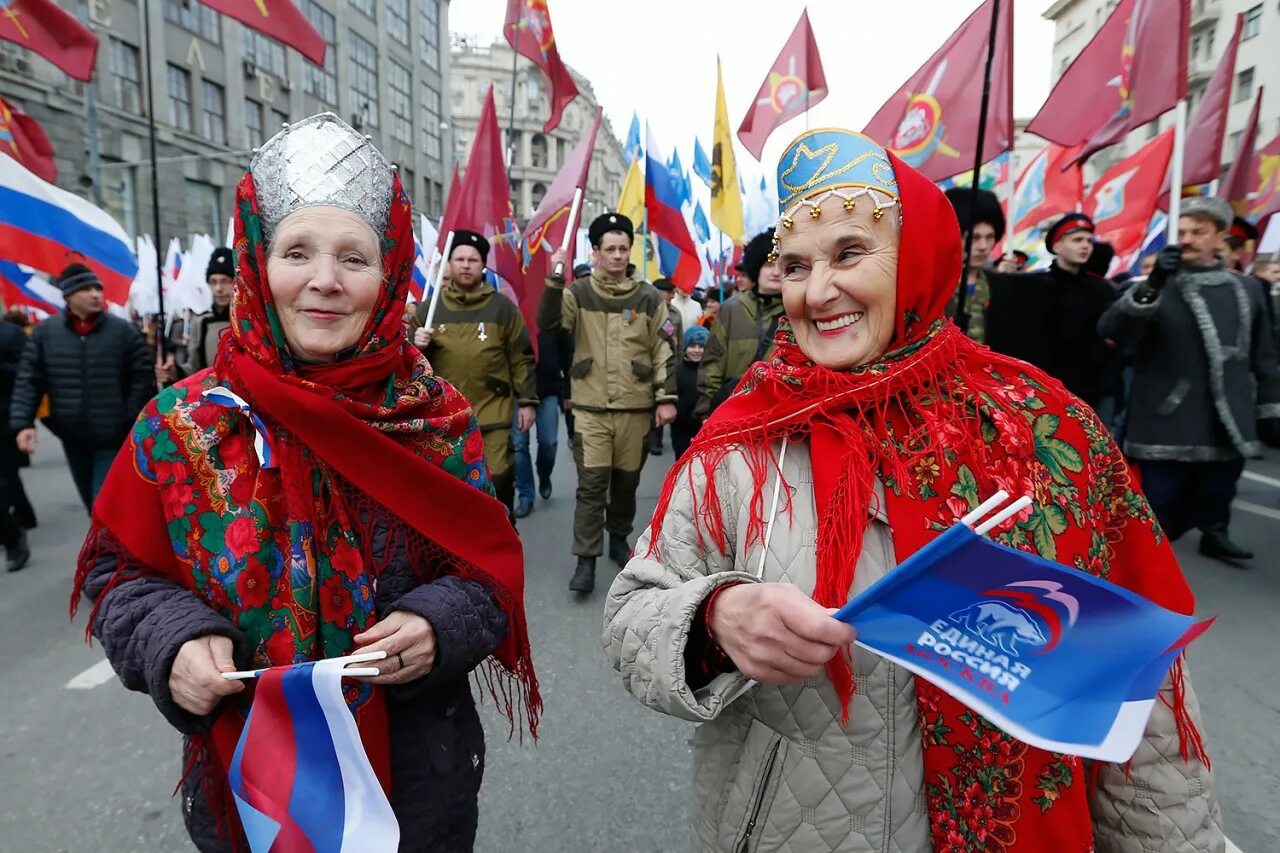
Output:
[603, 441, 1226, 853]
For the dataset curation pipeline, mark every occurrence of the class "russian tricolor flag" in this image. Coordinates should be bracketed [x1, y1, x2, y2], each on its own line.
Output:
[644, 129, 701, 293]
[0, 260, 63, 315]
[0, 154, 136, 306]
[410, 235, 429, 302]
[228, 658, 399, 852]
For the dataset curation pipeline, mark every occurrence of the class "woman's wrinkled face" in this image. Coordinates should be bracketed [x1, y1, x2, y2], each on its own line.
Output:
[266, 206, 383, 363]
[778, 196, 899, 370]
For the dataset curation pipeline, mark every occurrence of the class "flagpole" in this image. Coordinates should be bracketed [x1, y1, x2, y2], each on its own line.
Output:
[552, 187, 584, 280]
[139, 0, 165, 359]
[718, 232, 725, 301]
[1166, 99, 1188, 242]
[505, 39, 520, 170]
[951, 0, 1001, 334]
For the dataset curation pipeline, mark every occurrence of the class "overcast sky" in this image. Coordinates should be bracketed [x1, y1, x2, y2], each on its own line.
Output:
[449, 0, 1057, 184]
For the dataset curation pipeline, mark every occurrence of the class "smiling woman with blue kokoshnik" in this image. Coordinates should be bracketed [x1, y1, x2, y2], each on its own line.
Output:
[604, 128, 1224, 851]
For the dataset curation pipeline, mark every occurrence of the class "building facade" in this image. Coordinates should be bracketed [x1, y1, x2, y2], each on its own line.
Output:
[0, 0, 452, 244]
[448, 35, 626, 226]
[1042, 0, 1280, 183]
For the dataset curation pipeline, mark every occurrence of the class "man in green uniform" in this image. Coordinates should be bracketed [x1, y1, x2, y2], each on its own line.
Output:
[541, 213, 677, 594]
[943, 187, 1013, 343]
[412, 230, 536, 514]
[695, 230, 785, 419]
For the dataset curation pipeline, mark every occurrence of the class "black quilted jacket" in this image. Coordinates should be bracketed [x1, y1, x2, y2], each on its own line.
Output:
[82, 511, 509, 852]
[9, 312, 153, 449]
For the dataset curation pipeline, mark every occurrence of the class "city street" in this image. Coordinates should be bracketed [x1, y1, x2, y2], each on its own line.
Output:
[0, 427, 1276, 852]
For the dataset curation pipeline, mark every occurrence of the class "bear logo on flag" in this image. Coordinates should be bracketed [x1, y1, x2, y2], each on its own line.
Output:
[949, 600, 1047, 657]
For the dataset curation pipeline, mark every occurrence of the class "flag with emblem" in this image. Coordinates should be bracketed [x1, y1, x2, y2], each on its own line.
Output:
[863, 0, 1012, 182]
[736, 9, 827, 160]
[1223, 91, 1266, 213]
[834, 496, 1213, 762]
[0, 0, 99, 81]
[1026, 0, 1188, 166]
[711, 58, 745, 243]
[202, 0, 326, 65]
[1010, 143, 1084, 236]
[1239, 131, 1280, 221]
[1083, 128, 1175, 265]
[0, 93, 54, 183]
[504, 0, 578, 132]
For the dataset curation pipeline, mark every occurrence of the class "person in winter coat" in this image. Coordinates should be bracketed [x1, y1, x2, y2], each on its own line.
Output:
[72, 113, 539, 853]
[512, 327, 573, 517]
[10, 264, 152, 510]
[605, 129, 1223, 853]
[671, 325, 708, 460]
[0, 315, 31, 571]
[984, 213, 1118, 408]
[1099, 196, 1280, 564]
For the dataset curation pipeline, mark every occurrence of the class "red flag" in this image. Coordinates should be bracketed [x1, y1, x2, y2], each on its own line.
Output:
[1240, 132, 1280, 221]
[201, 0, 325, 66]
[503, 0, 578, 133]
[524, 106, 600, 278]
[863, 0, 1012, 182]
[1223, 87, 1265, 208]
[1027, 0, 1188, 165]
[0, 93, 55, 183]
[1084, 128, 1175, 261]
[1010, 143, 1084, 235]
[736, 9, 827, 161]
[1179, 13, 1241, 190]
[450, 87, 524, 304]
[0, 0, 99, 82]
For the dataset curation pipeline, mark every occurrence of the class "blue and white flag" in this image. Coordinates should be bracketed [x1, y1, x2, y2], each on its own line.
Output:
[623, 113, 642, 165]
[835, 499, 1212, 762]
[692, 202, 711, 244]
[692, 138, 713, 189]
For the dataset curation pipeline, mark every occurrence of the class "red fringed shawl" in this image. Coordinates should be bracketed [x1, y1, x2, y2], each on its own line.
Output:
[646, 153, 1207, 852]
[74, 171, 539, 840]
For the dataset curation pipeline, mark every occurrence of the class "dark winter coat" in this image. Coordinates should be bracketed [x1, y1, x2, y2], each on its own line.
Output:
[1098, 261, 1280, 461]
[9, 312, 152, 449]
[985, 261, 1118, 406]
[82, 510, 509, 853]
[0, 320, 29, 470]
[533, 329, 573, 401]
[673, 357, 702, 432]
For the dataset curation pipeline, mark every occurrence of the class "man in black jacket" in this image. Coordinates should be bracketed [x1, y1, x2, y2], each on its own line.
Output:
[0, 317, 31, 570]
[512, 326, 573, 518]
[11, 264, 153, 511]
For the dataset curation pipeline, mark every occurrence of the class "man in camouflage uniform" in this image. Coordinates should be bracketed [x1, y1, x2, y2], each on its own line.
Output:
[695, 230, 785, 419]
[541, 213, 677, 594]
[943, 187, 1008, 343]
[413, 229, 536, 515]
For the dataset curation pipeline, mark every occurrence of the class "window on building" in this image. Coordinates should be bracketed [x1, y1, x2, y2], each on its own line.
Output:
[388, 60, 413, 145]
[1235, 67, 1254, 104]
[349, 0, 375, 20]
[1191, 35, 1201, 59]
[242, 29, 286, 78]
[1243, 4, 1262, 40]
[388, 0, 410, 46]
[270, 108, 289, 130]
[530, 134, 548, 168]
[185, 180, 221, 238]
[1229, 130, 1244, 158]
[302, 0, 338, 104]
[531, 182, 547, 210]
[349, 31, 379, 129]
[245, 98, 263, 144]
[400, 166, 415, 205]
[420, 0, 440, 70]
[107, 38, 142, 115]
[168, 64, 193, 132]
[102, 165, 138, 238]
[163, 0, 220, 44]
[421, 84, 442, 160]
[1205, 24, 1215, 56]
[201, 80, 225, 143]
[429, 180, 442, 218]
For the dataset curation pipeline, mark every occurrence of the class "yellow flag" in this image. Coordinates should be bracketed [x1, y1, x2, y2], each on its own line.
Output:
[711, 57, 745, 243]
[616, 156, 661, 280]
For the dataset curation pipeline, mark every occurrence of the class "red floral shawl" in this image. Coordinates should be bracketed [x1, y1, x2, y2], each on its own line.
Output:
[74, 171, 539, 839]
[647, 153, 1207, 851]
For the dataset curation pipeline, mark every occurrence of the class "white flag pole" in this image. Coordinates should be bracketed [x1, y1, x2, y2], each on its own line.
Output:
[553, 187, 585, 281]
[221, 650, 388, 681]
[423, 230, 456, 329]
[1166, 99, 1188, 242]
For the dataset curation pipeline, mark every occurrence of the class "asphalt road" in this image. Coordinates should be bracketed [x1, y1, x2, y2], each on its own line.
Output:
[0, 427, 1275, 852]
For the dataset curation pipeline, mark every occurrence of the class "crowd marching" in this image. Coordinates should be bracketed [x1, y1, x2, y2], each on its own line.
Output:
[3, 0, 1280, 850]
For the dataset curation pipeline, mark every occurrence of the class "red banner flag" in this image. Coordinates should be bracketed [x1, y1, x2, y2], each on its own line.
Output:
[1240, 132, 1280, 222]
[1027, 0, 1188, 165]
[0, 0, 99, 82]
[1010, 143, 1084, 235]
[201, 0, 325, 66]
[451, 87, 525, 306]
[503, 0, 578, 133]
[524, 106, 600, 276]
[1179, 13, 1241, 189]
[736, 9, 827, 161]
[1223, 87, 1265, 209]
[1084, 128, 1175, 261]
[863, 0, 1012, 183]
[0, 93, 55, 183]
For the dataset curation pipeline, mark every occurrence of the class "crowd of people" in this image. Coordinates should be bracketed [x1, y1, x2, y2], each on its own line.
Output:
[1, 111, 1275, 850]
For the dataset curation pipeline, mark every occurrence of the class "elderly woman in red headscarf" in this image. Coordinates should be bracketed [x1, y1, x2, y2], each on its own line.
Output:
[74, 113, 538, 852]
[604, 130, 1223, 852]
